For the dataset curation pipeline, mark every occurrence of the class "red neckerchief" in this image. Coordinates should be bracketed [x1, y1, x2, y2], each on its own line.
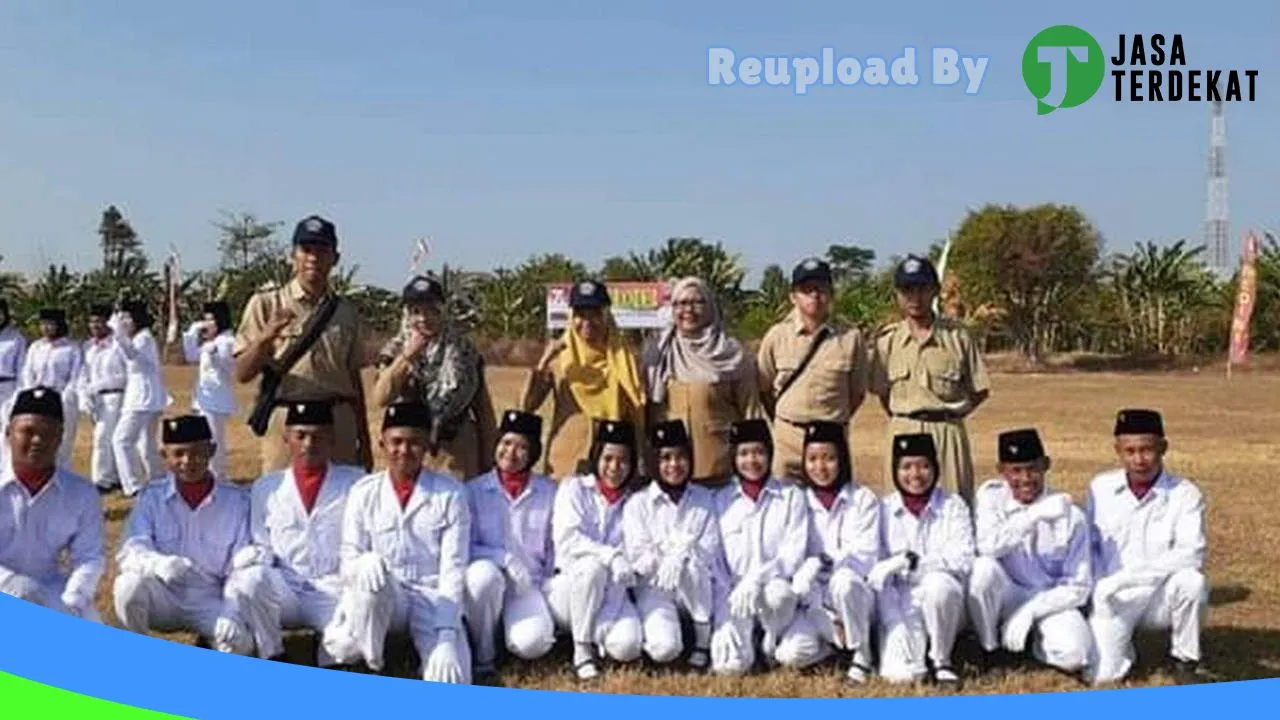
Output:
[293, 461, 327, 514]
[902, 492, 930, 517]
[598, 480, 627, 506]
[390, 470, 417, 509]
[14, 464, 55, 496]
[659, 481, 686, 505]
[499, 469, 530, 500]
[739, 477, 766, 503]
[178, 474, 215, 510]
[813, 484, 840, 511]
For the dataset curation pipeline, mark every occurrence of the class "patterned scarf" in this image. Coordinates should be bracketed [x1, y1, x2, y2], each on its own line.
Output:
[378, 311, 483, 427]
[643, 277, 746, 404]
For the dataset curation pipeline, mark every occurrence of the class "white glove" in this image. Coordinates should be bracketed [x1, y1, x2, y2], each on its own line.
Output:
[728, 577, 762, 619]
[609, 554, 636, 587]
[154, 555, 194, 585]
[1002, 604, 1037, 653]
[1029, 494, 1071, 523]
[655, 554, 684, 593]
[791, 557, 824, 598]
[867, 554, 912, 592]
[355, 553, 389, 594]
[232, 545, 270, 570]
[710, 624, 743, 670]
[504, 555, 534, 595]
[213, 616, 248, 652]
[60, 589, 90, 617]
[423, 630, 465, 683]
[1093, 571, 1136, 605]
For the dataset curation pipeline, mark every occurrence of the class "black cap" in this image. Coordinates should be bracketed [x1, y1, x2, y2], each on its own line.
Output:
[729, 419, 772, 447]
[88, 304, 113, 319]
[292, 215, 338, 249]
[650, 420, 691, 450]
[402, 275, 445, 306]
[791, 258, 833, 287]
[162, 415, 213, 444]
[382, 400, 432, 432]
[1114, 409, 1164, 437]
[39, 308, 66, 324]
[594, 419, 635, 446]
[894, 255, 940, 288]
[498, 409, 543, 468]
[10, 387, 63, 422]
[569, 280, 611, 310]
[120, 300, 152, 327]
[892, 433, 937, 468]
[285, 400, 334, 427]
[998, 428, 1046, 463]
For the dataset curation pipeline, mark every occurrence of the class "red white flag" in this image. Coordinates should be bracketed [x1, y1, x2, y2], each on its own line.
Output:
[1227, 231, 1261, 367]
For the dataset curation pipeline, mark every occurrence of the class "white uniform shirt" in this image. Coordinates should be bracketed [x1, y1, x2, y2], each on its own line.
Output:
[0, 466, 104, 600]
[0, 325, 26, 386]
[551, 474, 631, 570]
[622, 481, 723, 578]
[1085, 468, 1206, 584]
[803, 483, 881, 578]
[182, 326, 237, 415]
[20, 337, 82, 395]
[713, 478, 809, 585]
[117, 477, 252, 587]
[880, 487, 975, 581]
[249, 464, 365, 586]
[109, 315, 168, 413]
[466, 470, 557, 583]
[80, 336, 129, 396]
[974, 479, 1092, 612]
[339, 470, 470, 630]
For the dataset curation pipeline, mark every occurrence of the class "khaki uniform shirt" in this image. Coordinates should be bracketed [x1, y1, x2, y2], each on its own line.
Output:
[869, 317, 990, 416]
[647, 369, 763, 484]
[756, 314, 869, 425]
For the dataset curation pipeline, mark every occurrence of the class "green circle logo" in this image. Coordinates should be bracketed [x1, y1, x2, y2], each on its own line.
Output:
[1022, 25, 1105, 115]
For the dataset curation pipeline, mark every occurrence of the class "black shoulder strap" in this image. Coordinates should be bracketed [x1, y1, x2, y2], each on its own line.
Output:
[776, 326, 833, 404]
[272, 291, 342, 376]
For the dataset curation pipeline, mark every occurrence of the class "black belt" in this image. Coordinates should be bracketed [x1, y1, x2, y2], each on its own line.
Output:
[98, 388, 125, 395]
[895, 410, 963, 422]
[273, 397, 354, 408]
[0, 376, 15, 383]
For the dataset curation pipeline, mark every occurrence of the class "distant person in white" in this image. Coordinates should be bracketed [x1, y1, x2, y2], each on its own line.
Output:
[1086, 408, 1209, 685]
[462, 409, 558, 680]
[871, 432, 975, 685]
[548, 419, 644, 681]
[19, 309, 82, 465]
[968, 428, 1094, 676]
[110, 300, 171, 497]
[181, 301, 237, 481]
[0, 387, 105, 621]
[0, 298, 27, 448]
[779, 421, 880, 685]
[323, 400, 472, 684]
[113, 414, 271, 655]
[622, 419, 721, 670]
[78, 305, 129, 493]
[244, 400, 365, 665]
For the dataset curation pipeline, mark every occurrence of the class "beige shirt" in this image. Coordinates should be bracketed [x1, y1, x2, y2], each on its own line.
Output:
[869, 317, 990, 416]
[756, 313, 869, 424]
[648, 373, 762, 483]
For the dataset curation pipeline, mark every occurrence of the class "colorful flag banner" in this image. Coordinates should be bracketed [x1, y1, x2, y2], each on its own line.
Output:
[1227, 230, 1261, 372]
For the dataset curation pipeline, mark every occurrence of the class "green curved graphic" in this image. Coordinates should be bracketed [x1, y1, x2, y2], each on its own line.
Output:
[0, 671, 190, 719]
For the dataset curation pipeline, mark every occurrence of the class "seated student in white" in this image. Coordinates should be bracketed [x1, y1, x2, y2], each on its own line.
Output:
[245, 400, 366, 665]
[180, 301, 237, 482]
[113, 414, 271, 656]
[548, 419, 645, 681]
[621, 419, 721, 671]
[0, 387, 105, 621]
[709, 419, 810, 676]
[1086, 409, 1209, 685]
[777, 421, 881, 685]
[463, 409, 558, 680]
[871, 433, 975, 686]
[323, 400, 472, 684]
[968, 428, 1094, 676]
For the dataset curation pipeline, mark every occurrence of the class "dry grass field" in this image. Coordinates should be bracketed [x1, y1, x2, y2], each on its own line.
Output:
[77, 364, 1280, 697]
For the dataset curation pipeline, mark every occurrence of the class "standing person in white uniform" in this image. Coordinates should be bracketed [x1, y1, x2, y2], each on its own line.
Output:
[19, 309, 83, 465]
[622, 419, 721, 670]
[462, 409, 558, 681]
[242, 400, 365, 665]
[322, 400, 472, 684]
[111, 300, 170, 497]
[777, 421, 880, 684]
[181, 301, 237, 481]
[0, 298, 27, 449]
[1086, 409, 1209, 685]
[548, 419, 645, 681]
[968, 428, 1093, 677]
[113, 415, 271, 655]
[708, 418, 810, 676]
[871, 433, 975, 686]
[0, 387, 105, 621]
[79, 305, 129, 493]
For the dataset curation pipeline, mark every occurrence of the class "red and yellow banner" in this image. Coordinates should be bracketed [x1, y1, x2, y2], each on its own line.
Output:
[1227, 230, 1261, 368]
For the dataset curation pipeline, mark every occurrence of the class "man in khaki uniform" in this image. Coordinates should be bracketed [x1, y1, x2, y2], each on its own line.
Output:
[870, 254, 989, 505]
[756, 258, 869, 481]
[234, 215, 373, 475]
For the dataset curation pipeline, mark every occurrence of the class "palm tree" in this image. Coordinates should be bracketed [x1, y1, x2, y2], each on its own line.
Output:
[1107, 240, 1221, 354]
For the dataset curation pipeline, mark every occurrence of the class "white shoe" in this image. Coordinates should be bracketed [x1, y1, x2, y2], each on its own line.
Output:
[933, 666, 960, 685]
[846, 662, 871, 685]
[575, 660, 599, 681]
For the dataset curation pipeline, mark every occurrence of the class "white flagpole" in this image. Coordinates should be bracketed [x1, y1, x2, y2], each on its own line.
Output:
[932, 235, 954, 316]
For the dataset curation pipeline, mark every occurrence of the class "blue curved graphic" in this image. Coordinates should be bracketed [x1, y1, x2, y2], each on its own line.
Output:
[0, 595, 1276, 719]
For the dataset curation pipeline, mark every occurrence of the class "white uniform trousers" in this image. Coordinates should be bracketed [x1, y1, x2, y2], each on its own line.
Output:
[776, 568, 875, 669]
[56, 392, 79, 466]
[1088, 568, 1207, 685]
[967, 557, 1092, 672]
[544, 557, 643, 662]
[0, 566, 101, 623]
[250, 567, 344, 665]
[322, 579, 474, 683]
[112, 569, 266, 656]
[89, 393, 124, 490]
[710, 577, 801, 676]
[876, 571, 966, 683]
[463, 559, 556, 667]
[113, 410, 162, 496]
[195, 409, 230, 482]
[633, 558, 714, 664]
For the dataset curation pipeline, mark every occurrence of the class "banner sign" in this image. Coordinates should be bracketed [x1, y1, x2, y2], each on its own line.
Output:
[545, 281, 673, 330]
[1227, 230, 1261, 368]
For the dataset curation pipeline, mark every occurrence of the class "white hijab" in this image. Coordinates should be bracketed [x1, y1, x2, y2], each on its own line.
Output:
[643, 277, 746, 404]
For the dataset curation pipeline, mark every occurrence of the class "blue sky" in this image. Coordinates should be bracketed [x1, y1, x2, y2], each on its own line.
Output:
[1, 1, 1275, 289]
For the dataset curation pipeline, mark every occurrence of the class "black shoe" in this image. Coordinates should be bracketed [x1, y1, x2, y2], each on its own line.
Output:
[933, 665, 962, 686]
[1172, 658, 1212, 684]
[978, 648, 1015, 675]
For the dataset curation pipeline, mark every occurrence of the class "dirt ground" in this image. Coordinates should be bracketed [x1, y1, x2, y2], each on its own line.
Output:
[78, 365, 1280, 697]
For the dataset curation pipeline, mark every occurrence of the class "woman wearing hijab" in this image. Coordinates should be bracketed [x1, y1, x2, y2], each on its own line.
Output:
[373, 275, 497, 480]
[181, 301, 237, 481]
[110, 300, 171, 497]
[521, 279, 646, 478]
[642, 277, 761, 485]
[18, 308, 83, 464]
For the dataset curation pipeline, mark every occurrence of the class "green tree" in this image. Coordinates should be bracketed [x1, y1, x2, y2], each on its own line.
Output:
[98, 205, 144, 276]
[1106, 240, 1226, 355]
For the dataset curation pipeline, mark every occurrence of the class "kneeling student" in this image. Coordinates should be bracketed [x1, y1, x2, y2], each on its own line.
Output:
[114, 414, 270, 655]
[968, 429, 1093, 676]
[463, 409, 558, 679]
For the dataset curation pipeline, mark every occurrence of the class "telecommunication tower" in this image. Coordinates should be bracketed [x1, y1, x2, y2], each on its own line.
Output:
[1206, 95, 1230, 276]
